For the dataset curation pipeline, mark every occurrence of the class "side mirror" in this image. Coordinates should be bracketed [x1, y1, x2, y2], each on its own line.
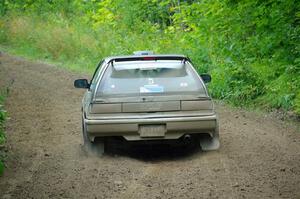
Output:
[74, 79, 90, 89]
[200, 74, 211, 83]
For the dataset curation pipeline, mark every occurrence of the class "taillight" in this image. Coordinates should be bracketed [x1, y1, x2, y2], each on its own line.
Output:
[181, 100, 213, 111]
[89, 103, 121, 114]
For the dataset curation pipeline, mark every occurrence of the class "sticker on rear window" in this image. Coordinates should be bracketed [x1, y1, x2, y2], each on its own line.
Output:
[180, 82, 188, 87]
[140, 84, 164, 93]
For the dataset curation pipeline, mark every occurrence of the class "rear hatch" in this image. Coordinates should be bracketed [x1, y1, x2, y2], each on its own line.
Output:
[89, 59, 213, 115]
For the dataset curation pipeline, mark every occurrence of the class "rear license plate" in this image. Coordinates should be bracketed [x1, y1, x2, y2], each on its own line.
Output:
[139, 125, 166, 138]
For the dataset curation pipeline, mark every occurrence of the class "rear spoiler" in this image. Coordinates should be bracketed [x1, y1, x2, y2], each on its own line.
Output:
[109, 55, 190, 63]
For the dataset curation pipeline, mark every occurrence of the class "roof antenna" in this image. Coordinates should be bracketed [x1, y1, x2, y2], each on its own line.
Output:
[133, 51, 154, 55]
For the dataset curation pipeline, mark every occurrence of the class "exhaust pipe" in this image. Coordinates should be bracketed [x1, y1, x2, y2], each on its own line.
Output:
[183, 134, 192, 144]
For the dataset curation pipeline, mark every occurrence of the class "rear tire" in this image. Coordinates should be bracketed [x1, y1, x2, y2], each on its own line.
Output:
[82, 116, 105, 156]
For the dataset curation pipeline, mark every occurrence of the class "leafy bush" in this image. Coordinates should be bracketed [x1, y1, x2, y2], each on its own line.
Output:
[0, 94, 6, 176]
[210, 63, 265, 104]
[0, 109, 6, 145]
[0, 161, 3, 176]
[295, 93, 300, 115]
[0, 94, 6, 144]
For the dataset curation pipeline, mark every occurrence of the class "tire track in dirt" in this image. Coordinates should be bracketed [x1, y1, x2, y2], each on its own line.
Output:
[0, 53, 299, 199]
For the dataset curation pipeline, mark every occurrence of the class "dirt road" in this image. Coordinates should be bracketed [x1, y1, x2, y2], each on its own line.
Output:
[0, 53, 299, 199]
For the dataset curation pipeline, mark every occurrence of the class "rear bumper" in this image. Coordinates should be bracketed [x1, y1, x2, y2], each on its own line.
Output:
[84, 114, 218, 141]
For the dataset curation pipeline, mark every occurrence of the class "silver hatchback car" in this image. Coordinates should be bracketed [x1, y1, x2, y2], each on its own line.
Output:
[75, 52, 220, 154]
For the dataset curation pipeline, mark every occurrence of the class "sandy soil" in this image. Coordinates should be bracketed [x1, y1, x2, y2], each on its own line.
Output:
[0, 53, 299, 199]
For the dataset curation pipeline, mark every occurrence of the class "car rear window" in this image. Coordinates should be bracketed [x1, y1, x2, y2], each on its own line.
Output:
[96, 60, 205, 97]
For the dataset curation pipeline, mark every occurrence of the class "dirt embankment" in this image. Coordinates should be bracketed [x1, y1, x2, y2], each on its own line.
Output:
[0, 53, 299, 199]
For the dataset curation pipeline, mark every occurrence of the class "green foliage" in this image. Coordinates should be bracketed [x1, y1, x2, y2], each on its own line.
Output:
[0, 0, 299, 115]
[210, 63, 265, 104]
[0, 93, 6, 176]
[295, 93, 300, 115]
[0, 94, 6, 145]
[0, 161, 4, 176]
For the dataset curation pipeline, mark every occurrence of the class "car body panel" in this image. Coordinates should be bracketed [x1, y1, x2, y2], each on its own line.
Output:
[85, 114, 217, 141]
[76, 54, 219, 150]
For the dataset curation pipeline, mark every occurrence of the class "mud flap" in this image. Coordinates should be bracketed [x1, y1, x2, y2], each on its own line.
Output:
[199, 123, 220, 151]
[199, 134, 220, 151]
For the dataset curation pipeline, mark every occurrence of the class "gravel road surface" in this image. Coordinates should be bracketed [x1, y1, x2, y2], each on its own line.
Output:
[0, 53, 299, 199]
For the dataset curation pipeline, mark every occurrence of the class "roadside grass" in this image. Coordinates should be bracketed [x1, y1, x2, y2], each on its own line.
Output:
[0, 92, 7, 176]
[0, 15, 208, 74]
[0, 15, 182, 73]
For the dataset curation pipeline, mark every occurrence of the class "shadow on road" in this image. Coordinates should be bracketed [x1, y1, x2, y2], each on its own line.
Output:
[104, 139, 202, 161]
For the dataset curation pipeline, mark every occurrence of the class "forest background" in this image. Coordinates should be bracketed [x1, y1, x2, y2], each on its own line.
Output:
[0, 0, 299, 115]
